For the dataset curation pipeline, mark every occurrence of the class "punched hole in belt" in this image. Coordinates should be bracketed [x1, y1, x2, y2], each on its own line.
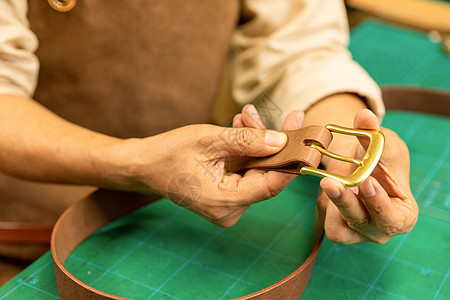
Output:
[303, 139, 326, 147]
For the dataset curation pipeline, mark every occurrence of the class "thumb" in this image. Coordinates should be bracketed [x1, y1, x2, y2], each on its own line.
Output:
[354, 109, 381, 150]
[353, 109, 381, 131]
[218, 127, 287, 157]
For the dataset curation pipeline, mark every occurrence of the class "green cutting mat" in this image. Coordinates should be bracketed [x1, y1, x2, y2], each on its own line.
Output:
[349, 20, 450, 90]
[1, 20, 449, 300]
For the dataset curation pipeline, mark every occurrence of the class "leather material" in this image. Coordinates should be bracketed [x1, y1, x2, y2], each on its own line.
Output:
[0, 222, 52, 244]
[52, 191, 158, 300]
[28, 0, 239, 138]
[226, 126, 333, 175]
[51, 191, 322, 300]
[381, 86, 450, 117]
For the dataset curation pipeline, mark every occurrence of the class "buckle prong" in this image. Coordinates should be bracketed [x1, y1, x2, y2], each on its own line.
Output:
[300, 124, 385, 187]
[310, 144, 363, 166]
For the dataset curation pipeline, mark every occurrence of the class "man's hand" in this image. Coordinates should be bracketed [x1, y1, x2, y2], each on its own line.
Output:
[318, 109, 418, 244]
[233, 104, 418, 244]
[0, 94, 302, 228]
[106, 121, 300, 227]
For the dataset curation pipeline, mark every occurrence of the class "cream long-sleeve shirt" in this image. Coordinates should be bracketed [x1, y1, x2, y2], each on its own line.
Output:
[0, 0, 384, 129]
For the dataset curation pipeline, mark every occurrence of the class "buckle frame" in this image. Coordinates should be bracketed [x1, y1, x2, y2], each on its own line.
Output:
[300, 124, 385, 187]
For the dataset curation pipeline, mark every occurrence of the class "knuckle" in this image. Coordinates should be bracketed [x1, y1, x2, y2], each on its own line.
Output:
[369, 202, 387, 216]
[316, 193, 329, 211]
[346, 217, 370, 230]
[325, 226, 352, 245]
[373, 236, 390, 244]
[376, 214, 408, 236]
[204, 207, 230, 222]
[262, 176, 286, 199]
[235, 128, 257, 151]
[215, 218, 238, 228]
[378, 223, 403, 236]
[219, 180, 239, 194]
[267, 185, 283, 198]
[402, 221, 416, 234]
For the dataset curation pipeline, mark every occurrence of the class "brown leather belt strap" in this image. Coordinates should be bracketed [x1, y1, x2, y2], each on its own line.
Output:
[52, 191, 158, 300]
[381, 86, 450, 117]
[0, 222, 53, 244]
[52, 190, 324, 300]
[226, 126, 333, 175]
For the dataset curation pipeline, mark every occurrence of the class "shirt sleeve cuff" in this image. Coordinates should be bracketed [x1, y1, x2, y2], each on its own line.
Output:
[0, 80, 31, 98]
[257, 57, 385, 129]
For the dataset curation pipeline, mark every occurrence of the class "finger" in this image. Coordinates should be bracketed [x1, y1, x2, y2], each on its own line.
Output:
[353, 109, 381, 131]
[241, 104, 266, 129]
[220, 172, 243, 190]
[281, 110, 304, 131]
[371, 161, 409, 199]
[258, 170, 296, 200]
[324, 201, 369, 245]
[218, 169, 294, 205]
[218, 127, 287, 157]
[233, 114, 244, 128]
[214, 206, 249, 228]
[321, 177, 371, 232]
[352, 112, 408, 198]
[353, 109, 381, 150]
[359, 177, 404, 236]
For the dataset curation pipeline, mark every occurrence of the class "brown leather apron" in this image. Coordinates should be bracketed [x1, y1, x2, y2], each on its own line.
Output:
[0, 0, 238, 266]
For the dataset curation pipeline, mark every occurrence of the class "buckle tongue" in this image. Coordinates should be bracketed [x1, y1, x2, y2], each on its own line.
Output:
[300, 124, 385, 187]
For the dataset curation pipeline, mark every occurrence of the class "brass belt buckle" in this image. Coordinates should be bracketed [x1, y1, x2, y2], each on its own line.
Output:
[300, 124, 385, 187]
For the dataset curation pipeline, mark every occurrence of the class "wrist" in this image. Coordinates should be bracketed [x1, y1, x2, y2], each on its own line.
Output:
[88, 137, 157, 194]
[303, 93, 367, 128]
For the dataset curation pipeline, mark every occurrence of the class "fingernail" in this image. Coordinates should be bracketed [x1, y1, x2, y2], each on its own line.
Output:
[361, 178, 376, 198]
[265, 131, 287, 147]
[325, 185, 341, 199]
